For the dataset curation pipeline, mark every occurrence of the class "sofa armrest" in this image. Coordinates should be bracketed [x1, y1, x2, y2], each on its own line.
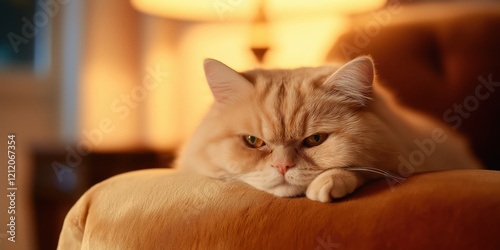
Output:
[58, 168, 500, 249]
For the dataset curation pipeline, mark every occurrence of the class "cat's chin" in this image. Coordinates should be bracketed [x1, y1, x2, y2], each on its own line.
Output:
[265, 183, 306, 198]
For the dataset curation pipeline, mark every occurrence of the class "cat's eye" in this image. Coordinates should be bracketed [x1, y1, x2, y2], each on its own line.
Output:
[243, 135, 266, 148]
[303, 133, 328, 147]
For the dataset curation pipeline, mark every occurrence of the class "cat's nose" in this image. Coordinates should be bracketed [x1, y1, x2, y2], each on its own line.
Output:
[273, 162, 295, 175]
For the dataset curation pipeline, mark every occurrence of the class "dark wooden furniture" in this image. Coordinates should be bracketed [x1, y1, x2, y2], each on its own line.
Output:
[33, 147, 174, 250]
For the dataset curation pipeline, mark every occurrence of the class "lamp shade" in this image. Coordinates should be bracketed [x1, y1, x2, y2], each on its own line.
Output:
[131, 0, 387, 21]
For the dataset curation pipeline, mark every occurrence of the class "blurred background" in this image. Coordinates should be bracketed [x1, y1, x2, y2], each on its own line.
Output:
[1, 0, 499, 249]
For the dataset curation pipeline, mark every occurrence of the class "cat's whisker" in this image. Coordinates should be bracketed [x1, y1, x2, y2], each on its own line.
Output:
[343, 166, 406, 183]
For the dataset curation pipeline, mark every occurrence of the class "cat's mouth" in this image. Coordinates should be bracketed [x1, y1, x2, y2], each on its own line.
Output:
[267, 181, 307, 197]
[276, 177, 296, 187]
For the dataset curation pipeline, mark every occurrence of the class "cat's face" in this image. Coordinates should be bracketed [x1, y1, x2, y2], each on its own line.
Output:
[182, 57, 392, 197]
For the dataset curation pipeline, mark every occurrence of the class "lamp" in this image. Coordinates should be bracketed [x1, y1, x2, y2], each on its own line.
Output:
[126, 0, 387, 150]
[132, 0, 387, 65]
[131, 0, 387, 21]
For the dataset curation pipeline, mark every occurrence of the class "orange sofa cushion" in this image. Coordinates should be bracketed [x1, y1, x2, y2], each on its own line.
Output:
[58, 169, 500, 249]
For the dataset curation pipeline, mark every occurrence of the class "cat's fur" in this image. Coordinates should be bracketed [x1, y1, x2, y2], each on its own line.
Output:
[178, 56, 482, 202]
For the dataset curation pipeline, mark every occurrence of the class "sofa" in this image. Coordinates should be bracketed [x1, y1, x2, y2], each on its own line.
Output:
[57, 2, 500, 249]
[327, 2, 500, 171]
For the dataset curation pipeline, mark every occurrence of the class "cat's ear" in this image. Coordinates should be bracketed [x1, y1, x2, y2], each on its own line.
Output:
[203, 59, 253, 103]
[323, 56, 374, 106]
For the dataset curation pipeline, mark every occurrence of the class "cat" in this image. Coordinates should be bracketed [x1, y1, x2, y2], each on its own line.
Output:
[178, 56, 482, 202]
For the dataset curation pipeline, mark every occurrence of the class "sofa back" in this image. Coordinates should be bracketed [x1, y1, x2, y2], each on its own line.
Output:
[328, 3, 500, 170]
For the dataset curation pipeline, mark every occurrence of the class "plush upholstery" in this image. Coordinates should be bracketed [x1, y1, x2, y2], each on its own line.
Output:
[327, 3, 500, 170]
[58, 3, 500, 249]
[58, 169, 500, 249]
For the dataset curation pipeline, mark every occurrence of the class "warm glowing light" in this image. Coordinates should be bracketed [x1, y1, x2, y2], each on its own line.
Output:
[80, 60, 140, 151]
[80, 1, 142, 151]
[131, 0, 387, 21]
[141, 17, 184, 150]
[265, 16, 349, 68]
[266, 0, 387, 19]
[131, 0, 257, 21]
[127, 0, 388, 150]
[178, 23, 256, 138]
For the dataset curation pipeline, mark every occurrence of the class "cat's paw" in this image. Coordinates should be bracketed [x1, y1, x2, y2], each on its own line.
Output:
[306, 169, 363, 202]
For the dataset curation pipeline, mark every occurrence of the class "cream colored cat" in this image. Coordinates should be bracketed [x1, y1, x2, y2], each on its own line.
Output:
[178, 56, 482, 202]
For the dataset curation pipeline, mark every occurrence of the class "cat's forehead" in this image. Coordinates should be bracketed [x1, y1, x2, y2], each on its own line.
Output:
[241, 66, 338, 88]
[235, 65, 349, 143]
